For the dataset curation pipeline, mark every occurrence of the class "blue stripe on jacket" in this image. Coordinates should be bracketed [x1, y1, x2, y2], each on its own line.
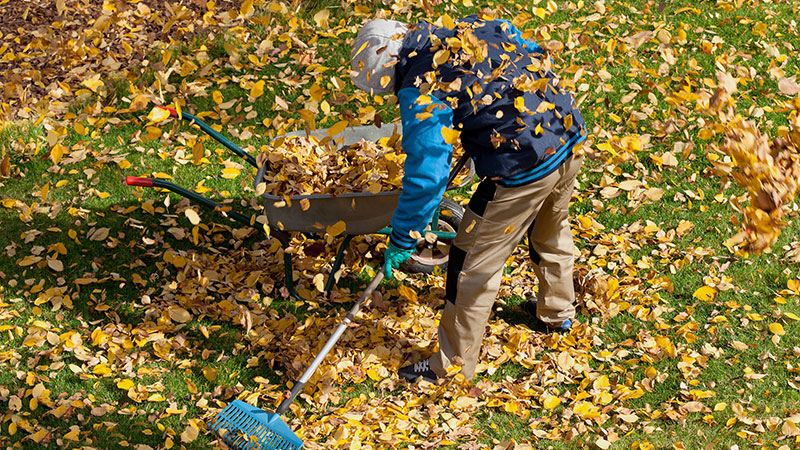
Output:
[500, 133, 586, 187]
[497, 19, 544, 54]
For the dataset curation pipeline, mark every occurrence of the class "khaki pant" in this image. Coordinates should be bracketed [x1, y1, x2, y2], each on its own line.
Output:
[430, 154, 583, 380]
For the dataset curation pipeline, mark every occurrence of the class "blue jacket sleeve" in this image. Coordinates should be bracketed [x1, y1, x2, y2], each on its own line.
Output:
[389, 87, 454, 250]
[498, 20, 543, 54]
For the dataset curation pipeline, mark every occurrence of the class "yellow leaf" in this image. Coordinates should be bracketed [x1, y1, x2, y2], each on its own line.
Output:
[147, 393, 166, 402]
[64, 428, 80, 441]
[596, 438, 611, 450]
[441, 14, 456, 29]
[693, 285, 717, 302]
[93, 363, 111, 376]
[593, 375, 610, 390]
[573, 401, 592, 418]
[169, 307, 192, 323]
[203, 367, 219, 382]
[769, 323, 785, 335]
[47, 259, 63, 272]
[221, 167, 241, 179]
[181, 425, 199, 443]
[514, 96, 527, 113]
[117, 379, 135, 390]
[147, 107, 171, 123]
[240, 0, 254, 17]
[51, 144, 65, 165]
[313, 273, 325, 292]
[326, 220, 347, 236]
[397, 285, 418, 302]
[465, 219, 476, 233]
[563, 113, 573, 131]
[298, 109, 316, 129]
[212, 90, 223, 104]
[184, 209, 201, 225]
[366, 368, 382, 381]
[81, 76, 104, 93]
[327, 120, 349, 136]
[441, 126, 460, 144]
[145, 126, 162, 140]
[250, 80, 265, 98]
[313, 8, 329, 28]
[676, 220, 694, 236]
[503, 401, 520, 414]
[30, 429, 47, 443]
[784, 312, 800, 321]
[188, 140, 202, 165]
[542, 395, 561, 410]
[433, 49, 450, 66]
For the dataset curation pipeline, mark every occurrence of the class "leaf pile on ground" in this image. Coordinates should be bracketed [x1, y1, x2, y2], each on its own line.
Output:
[0, 0, 243, 121]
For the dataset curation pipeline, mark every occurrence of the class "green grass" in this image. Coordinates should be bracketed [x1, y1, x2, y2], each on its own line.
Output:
[3, 0, 800, 449]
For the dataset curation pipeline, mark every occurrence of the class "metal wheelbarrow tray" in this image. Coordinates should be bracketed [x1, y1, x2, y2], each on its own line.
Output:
[125, 106, 472, 300]
[255, 125, 406, 236]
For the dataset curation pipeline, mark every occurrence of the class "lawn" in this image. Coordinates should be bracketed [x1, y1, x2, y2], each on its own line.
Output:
[1, 0, 800, 449]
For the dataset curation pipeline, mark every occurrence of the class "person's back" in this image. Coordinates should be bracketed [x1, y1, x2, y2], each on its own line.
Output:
[395, 16, 586, 182]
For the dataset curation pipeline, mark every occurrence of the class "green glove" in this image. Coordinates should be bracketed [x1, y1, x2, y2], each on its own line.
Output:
[384, 241, 415, 280]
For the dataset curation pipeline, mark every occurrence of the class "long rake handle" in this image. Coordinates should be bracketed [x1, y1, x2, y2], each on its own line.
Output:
[275, 269, 385, 415]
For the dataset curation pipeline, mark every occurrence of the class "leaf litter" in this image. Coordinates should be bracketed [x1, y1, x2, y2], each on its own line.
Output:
[1, 0, 800, 449]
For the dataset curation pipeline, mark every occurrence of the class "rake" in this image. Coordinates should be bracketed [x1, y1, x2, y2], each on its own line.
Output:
[208, 270, 386, 450]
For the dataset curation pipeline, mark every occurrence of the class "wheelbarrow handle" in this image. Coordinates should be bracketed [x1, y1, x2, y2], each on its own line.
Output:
[276, 269, 385, 415]
[125, 176, 252, 227]
[154, 105, 258, 169]
[126, 176, 154, 187]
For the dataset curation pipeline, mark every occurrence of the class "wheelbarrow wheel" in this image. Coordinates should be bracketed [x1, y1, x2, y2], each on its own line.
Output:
[403, 198, 464, 274]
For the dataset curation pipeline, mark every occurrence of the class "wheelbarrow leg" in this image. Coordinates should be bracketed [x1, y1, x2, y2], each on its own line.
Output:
[272, 229, 304, 303]
[324, 234, 355, 297]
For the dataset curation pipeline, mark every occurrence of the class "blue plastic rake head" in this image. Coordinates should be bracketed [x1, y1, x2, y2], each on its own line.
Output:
[209, 400, 304, 450]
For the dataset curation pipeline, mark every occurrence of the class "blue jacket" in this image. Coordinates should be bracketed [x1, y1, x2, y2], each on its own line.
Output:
[389, 16, 587, 250]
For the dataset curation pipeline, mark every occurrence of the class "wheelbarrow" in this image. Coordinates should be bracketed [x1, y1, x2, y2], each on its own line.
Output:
[125, 106, 473, 301]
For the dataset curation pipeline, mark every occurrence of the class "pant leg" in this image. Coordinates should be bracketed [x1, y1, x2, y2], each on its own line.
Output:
[527, 154, 584, 326]
[431, 170, 563, 380]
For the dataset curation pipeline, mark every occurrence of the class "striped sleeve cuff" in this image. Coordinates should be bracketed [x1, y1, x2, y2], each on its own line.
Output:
[390, 229, 418, 250]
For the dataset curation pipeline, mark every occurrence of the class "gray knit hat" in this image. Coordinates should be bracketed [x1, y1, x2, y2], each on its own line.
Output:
[350, 19, 408, 94]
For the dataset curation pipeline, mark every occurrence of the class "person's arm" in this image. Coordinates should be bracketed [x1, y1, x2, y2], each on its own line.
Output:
[389, 87, 454, 250]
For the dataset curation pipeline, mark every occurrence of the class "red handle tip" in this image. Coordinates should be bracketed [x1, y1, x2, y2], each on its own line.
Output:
[155, 105, 178, 117]
[126, 176, 154, 187]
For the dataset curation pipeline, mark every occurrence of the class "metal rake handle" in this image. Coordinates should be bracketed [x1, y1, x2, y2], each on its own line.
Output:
[275, 268, 385, 415]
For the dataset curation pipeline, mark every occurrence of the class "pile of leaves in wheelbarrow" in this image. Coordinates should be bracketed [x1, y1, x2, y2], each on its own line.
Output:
[255, 134, 472, 197]
[256, 135, 406, 196]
